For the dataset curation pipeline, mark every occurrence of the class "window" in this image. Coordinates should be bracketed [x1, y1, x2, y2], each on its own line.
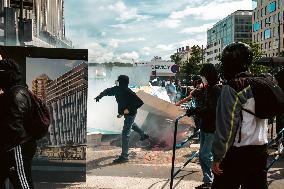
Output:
[261, 8, 263, 17]
[268, 1, 277, 13]
[261, 44, 263, 50]
[269, 41, 271, 49]
[264, 29, 271, 39]
[253, 22, 261, 32]
[265, 42, 267, 49]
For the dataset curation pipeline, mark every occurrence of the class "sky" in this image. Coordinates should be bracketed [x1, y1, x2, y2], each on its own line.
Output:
[65, 0, 252, 63]
[26, 58, 83, 90]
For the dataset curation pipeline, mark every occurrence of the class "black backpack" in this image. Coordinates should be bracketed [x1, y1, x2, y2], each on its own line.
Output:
[127, 89, 144, 112]
[27, 90, 51, 139]
[230, 75, 284, 119]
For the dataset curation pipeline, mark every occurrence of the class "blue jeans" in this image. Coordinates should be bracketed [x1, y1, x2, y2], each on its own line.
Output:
[199, 131, 214, 184]
[121, 114, 145, 158]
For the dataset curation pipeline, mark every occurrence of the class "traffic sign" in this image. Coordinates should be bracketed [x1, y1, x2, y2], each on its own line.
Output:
[171, 64, 179, 73]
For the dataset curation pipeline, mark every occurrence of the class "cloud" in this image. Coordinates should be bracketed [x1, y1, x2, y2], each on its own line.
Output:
[108, 1, 150, 22]
[169, 0, 251, 20]
[64, 60, 77, 68]
[180, 23, 215, 34]
[142, 47, 151, 51]
[156, 44, 175, 51]
[109, 37, 146, 48]
[117, 51, 140, 62]
[84, 42, 114, 63]
[158, 19, 181, 28]
[110, 24, 133, 29]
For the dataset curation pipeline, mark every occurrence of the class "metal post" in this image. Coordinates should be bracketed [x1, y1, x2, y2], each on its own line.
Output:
[18, 0, 24, 46]
[170, 114, 185, 189]
[201, 45, 204, 64]
[278, 16, 281, 56]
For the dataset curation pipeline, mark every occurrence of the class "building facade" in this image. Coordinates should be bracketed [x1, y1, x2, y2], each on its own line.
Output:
[252, 0, 284, 57]
[32, 74, 51, 103]
[46, 63, 88, 146]
[0, 0, 72, 48]
[206, 10, 252, 64]
[175, 46, 191, 62]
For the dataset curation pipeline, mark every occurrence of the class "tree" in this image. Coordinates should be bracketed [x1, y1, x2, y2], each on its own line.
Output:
[248, 42, 271, 74]
[180, 45, 203, 79]
[170, 53, 182, 65]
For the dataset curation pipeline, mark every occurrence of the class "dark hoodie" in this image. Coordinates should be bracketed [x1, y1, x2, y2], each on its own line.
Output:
[96, 76, 144, 116]
[0, 59, 34, 152]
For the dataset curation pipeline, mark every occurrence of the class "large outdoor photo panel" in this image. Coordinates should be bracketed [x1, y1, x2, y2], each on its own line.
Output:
[0, 46, 88, 188]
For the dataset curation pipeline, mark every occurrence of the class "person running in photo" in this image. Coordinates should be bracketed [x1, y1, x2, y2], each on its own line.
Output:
[94, 75, 149, 163]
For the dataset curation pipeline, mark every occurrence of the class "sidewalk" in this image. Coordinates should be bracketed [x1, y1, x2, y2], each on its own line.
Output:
[84, 146, 284, 189]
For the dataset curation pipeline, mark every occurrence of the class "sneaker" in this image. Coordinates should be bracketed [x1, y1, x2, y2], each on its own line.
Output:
[195, 183, 212, 189]
[140, 134, 150, 141]
[112, 156, 129, 164]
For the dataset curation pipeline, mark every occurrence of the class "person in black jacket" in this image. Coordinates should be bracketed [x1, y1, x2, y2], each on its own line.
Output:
[95, 75, 149, 163]
[0, 58, 36, 189]
[186, 64, 222, 189]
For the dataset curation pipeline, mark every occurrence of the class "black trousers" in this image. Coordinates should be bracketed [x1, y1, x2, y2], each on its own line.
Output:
[212, 145, 268, 189]
[0, 141, 36, 189]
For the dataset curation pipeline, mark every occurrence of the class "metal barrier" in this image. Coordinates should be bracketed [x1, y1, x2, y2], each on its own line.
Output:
[266, 127, 284, 171]
[170, 114, 199, 189]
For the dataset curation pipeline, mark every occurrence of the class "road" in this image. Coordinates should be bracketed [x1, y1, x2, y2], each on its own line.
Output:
[85, 147, 284, 189]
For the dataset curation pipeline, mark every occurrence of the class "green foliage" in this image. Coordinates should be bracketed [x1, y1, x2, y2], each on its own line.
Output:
[170, 53, 182, 65]
[247, 42, 271, 74]
[179, 45, 203, 78]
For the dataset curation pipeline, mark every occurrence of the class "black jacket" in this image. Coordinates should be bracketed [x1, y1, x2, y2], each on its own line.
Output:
[0, 85, 33, 152]
[97, 86, 144, 116]
[188, 85, 222, 133]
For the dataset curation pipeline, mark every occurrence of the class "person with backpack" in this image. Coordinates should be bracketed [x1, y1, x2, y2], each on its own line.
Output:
[95, 75, 149, 163]
[186, 64, 222, 189]
[211, 42, 270, 189]
[0, 58, 37, 189]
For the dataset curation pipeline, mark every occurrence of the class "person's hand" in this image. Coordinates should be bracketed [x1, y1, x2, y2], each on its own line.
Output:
[124, 109, 129, 115]
[94, 97, 100, 102]
[212, 161, 223, 175]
